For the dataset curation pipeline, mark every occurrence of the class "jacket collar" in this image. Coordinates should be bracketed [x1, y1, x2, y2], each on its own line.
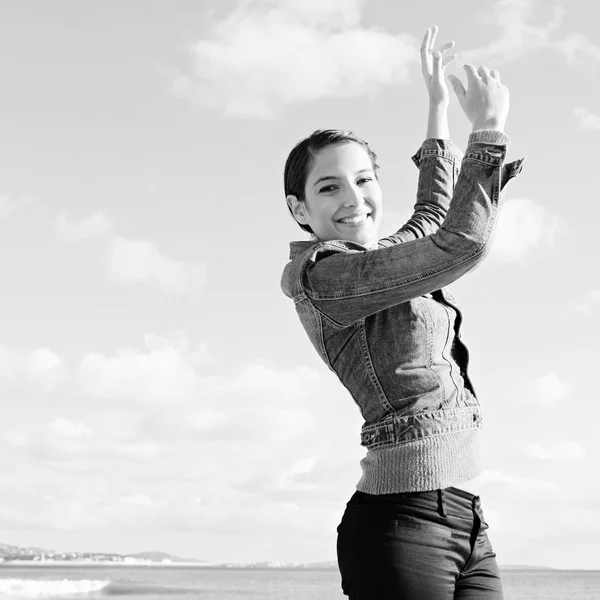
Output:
[288, 240, 318, 260]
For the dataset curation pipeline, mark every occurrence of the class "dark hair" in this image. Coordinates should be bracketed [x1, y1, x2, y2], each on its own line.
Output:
[283, 129, 380, 234]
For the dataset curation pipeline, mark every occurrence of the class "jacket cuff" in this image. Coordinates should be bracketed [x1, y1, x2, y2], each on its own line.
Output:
[468, 130, 511, 146]
[411, 138, 463, 168]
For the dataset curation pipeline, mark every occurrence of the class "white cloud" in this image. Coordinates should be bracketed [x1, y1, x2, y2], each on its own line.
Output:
[290, 456, 319, 476]
[570, 289, 600, 313]
[56, 212, 207, 295]
[173, 0, 417, 117]
[219, 362, 320, 398]
[55, 211, 114, 242]
[104, 236, 207, 294]
[270, 406, 317, 442]
[106, 442, 160, 459]
[186, 410, 227, 433]
[26, 348, 67, 391]
[461, 0, 564, 65]
[78, 334, 202, 406]
[477, 469, 560, 492]
[0, 194, 22, 219]
[574, 107, 600, 131]
[491, 198, 564, 263]
[459, 0, 600, 69]
[49, 418, 92, 439]
[0, 345, 66, 392]
[534, 373, 569, 408]
[121, 494, 153, 507]
[27, 418, 94, 463]
[0, 345, 18, 386]
[525, 441, 587, 462]
[556, 32, 600, 66]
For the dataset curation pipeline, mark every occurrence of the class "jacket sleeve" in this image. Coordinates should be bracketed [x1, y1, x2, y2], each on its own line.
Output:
[378, 138, 462, 246]
[300, 130, 525, 326]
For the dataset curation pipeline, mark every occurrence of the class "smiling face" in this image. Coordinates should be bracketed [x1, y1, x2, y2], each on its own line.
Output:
[287, 142, 383, 247]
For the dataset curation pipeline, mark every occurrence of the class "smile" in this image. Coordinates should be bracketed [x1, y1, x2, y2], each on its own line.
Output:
[337, 213, 372, 225]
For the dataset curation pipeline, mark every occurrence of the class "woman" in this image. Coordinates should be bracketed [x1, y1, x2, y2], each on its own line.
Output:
[281, 26, 524, 600]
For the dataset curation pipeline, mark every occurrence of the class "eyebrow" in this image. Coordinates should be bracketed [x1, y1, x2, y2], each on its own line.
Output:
[312, 168, 373, 188]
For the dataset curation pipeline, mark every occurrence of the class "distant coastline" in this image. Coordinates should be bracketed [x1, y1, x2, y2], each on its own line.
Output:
[0, 544, 571, 571]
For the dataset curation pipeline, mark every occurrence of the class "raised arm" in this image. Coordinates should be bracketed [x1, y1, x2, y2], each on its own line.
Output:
[290, 65, 519, 327]
[380, 26, 461, 245]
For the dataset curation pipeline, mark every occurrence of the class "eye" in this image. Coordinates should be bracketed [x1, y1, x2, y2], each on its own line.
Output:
[357, 176, 373, 185]
[319, 185, 338, 193]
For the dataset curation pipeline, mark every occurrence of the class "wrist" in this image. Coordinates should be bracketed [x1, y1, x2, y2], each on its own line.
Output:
[428, 100, 449, 113]
[472, 117, 506, 133]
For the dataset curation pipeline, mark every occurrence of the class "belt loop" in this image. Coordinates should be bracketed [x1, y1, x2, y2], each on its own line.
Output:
[438, 489, 447, 517]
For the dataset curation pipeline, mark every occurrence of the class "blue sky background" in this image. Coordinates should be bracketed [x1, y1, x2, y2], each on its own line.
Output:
[0, 0, 599, 568]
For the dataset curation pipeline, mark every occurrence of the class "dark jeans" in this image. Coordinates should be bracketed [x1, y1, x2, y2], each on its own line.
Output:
[336, 486, 503, 599]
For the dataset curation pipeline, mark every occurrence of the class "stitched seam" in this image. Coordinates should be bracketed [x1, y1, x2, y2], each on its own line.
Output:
[365, 424, 482, 450]
[312, 243, 487, 300]
[359, 322, 395, 414]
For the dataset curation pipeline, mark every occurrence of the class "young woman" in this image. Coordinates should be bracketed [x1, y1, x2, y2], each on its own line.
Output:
[281, 26, 524, 600]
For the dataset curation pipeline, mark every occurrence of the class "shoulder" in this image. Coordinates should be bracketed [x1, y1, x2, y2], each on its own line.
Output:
[281, 239, 369, 298]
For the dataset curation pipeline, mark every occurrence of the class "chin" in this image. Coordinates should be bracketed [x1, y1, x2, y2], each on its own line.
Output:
[353, 234, 377, 247]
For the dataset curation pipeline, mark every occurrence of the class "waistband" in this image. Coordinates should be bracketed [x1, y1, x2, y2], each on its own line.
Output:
[347, 486, 482, 519]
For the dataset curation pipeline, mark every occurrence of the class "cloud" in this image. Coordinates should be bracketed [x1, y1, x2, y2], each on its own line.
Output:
[461, 0, 564, 65]
[477, 469, 560, 493]
[491, 198, 564, 263]
[0, 194, 22, 219]
[534, 373, 569, 408]
[218, 362, 320, 398]
[574, 107, 600, 131]
[570, 289, 600, 313]
[173, 0, 417, 117]
[77, 332, 322, 448]
[78, 333, 203, 406]
[0, 345, 19, 385]
[26, 348, 68, 391]
[186, 410, 227, 433]
[121, 494, 153, 507]
[0, 345, 67, 392]
[103, 236, 207, 294]
[459, 0, 600, 69]
[556, 32, 600, 66]
[55, 211, 114, 242]
[56, 212, 207, 295]
[49, 418, 92, 439]
[525, 441, 587, 462]
[27, 418, 94, 464]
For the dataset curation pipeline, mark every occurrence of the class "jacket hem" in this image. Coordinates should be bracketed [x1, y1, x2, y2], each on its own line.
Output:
[356, 428, 482, 494]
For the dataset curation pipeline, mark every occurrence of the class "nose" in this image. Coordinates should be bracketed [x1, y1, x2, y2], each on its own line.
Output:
[343, 184, 367, 208]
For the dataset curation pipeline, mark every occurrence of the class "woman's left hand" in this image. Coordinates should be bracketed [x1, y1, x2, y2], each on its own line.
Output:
[421, 26, 457, 107]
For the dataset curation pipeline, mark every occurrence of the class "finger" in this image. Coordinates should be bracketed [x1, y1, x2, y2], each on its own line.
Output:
[435, 41, 455, 55]
[490, 69, 501, 81]
[420, 29, 433, 79]
[478, 66, 491, 80]
[433, 50, 443, 80]
[429, 25, 438, 51]
[442, 54, 458, 68]
[463, 64, 480, 85]
[420, 28, 432, 54]
[447, 75, 467, 101]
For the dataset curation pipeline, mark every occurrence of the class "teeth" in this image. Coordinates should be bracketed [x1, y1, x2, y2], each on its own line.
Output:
[339, 214, 370, 224]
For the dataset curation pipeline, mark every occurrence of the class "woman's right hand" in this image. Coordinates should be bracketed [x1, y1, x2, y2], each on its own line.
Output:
[448, 65, 510, 132]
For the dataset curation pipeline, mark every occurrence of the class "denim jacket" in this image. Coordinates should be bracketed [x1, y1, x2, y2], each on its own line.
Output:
[281, 130, 524, 493]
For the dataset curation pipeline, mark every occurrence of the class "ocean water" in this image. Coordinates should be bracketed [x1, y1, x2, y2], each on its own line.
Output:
[1, 565, 600, 599]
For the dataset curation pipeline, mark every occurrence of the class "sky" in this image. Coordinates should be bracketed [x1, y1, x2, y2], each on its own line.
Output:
[0, 0, 599, 569]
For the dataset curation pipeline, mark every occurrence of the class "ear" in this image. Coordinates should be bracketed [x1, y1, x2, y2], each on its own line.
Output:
[286, 194, 309, 225]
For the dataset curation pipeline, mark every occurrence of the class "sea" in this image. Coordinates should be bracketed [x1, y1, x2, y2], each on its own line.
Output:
[1, 565, 600, 599]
